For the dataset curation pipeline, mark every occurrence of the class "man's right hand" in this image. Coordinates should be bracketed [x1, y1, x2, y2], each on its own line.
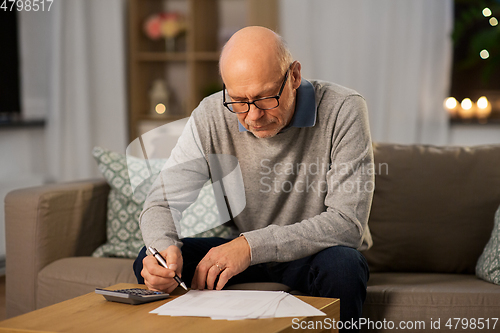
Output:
[141, 245, 184, 293]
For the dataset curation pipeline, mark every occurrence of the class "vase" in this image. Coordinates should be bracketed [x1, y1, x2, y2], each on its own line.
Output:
[165, 38, 176, 52]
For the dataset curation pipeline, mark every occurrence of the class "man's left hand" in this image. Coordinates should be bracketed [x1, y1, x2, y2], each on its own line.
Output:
[191, 235, 251, 290]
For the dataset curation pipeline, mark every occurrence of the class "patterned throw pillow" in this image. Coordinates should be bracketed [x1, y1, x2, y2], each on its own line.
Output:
[476, 204, 500, 285]
[92, 147, 232, 258]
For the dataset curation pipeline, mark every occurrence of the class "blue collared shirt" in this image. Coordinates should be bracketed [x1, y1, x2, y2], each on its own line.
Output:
[238, 79, 317, 133]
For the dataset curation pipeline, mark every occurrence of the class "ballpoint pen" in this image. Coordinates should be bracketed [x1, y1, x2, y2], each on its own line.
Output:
[148, 246, 188, 291]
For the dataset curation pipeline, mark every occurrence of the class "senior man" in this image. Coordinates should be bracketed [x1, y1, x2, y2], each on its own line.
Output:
[134, 26, 373, 330]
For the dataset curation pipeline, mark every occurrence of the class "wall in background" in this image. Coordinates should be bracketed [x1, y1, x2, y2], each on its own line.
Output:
[19, 10, 52, 120]
[448, 125, 500, 146]
[0, 129, 46, 262]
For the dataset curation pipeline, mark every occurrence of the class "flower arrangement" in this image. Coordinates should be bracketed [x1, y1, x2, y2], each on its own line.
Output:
[143, 12, 187, 51]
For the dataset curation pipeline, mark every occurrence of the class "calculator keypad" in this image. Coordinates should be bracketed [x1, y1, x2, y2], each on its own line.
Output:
[114, 288, 165, 296]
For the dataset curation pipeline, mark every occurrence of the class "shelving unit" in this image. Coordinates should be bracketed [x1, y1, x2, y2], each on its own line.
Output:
[127, 0, 278, 143]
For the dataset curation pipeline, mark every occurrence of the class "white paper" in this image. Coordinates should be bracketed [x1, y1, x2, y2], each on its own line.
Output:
[150, 289, 326, 320]
[274, 294, 326, 317]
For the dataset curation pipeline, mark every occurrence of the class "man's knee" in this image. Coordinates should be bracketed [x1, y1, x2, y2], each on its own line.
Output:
[312, 246, 369, 288]
[315, 246, 368, 273]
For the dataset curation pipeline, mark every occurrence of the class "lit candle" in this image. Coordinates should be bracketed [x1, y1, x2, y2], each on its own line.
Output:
[149, 79, 170, 117]
[443, 97, 459, 117]
[458, 98, 475, 119]
[476, 96, 492, 120]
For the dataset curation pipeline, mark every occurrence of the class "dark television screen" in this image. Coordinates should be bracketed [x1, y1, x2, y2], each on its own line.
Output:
[0, 10, 21, 114]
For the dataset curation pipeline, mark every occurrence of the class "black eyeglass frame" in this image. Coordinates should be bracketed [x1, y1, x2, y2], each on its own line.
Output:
[222, 67, 291, 114]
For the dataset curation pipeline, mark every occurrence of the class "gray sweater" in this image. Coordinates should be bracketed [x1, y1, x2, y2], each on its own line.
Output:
[139, 79, 374, 265]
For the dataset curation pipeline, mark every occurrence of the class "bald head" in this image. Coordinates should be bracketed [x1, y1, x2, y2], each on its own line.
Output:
[220, 26, 293, 87]
[219, 27, 300, 139]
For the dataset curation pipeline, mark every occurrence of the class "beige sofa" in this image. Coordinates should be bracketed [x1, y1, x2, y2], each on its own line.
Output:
[5, 143, 500, 332]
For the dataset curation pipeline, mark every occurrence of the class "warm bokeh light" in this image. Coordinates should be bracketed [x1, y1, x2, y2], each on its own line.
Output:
[490, 17, 499, 26]
[483, 7, 492, 17]
[477, 96, 488, 109]
[476, 96, 492, 120]
[461, 98, 472, 110]
[445, 97, 457, 110]
[155, 103, 166, 114]
[459, 98, 475, 119]
[444, 97, 458, 117]
[480, 49, 490, 59]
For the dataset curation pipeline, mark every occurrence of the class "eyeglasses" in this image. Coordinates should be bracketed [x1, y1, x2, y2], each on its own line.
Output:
[223, 67, 290, 114]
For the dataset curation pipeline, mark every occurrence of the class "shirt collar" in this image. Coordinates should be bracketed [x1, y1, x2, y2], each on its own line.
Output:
[238, 79, 317, 132]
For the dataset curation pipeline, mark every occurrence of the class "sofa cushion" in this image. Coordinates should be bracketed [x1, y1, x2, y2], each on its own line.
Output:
[364, 273, 500, 331]
[363, 144, 500, 274]
[91, 147, 157, 258]
[476, 204, 500, 285]
[37, 257, 136, 309]
[91, 147, 232, 258]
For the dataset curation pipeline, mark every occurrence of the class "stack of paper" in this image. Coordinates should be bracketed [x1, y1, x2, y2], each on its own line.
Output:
[150, 290, 325, 320]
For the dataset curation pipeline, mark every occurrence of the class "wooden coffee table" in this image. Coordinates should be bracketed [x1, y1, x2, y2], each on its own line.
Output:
[0, 283, 340, 333]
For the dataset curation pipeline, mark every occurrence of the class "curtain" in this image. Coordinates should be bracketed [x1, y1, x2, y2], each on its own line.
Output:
[43, 0, 127, 182]
[280, 0, 453, 145]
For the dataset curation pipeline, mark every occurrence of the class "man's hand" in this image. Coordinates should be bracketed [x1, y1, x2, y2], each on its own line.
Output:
[142, 245, 183, 293]
[191, 235, 251, 290]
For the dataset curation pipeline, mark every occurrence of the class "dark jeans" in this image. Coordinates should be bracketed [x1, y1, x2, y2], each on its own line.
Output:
[133, 238, 369, 332]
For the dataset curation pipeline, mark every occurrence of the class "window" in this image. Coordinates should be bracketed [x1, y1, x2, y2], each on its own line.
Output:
[448, 0, 500, 122]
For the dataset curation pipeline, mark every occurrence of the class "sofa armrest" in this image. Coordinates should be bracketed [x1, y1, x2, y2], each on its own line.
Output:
[5, 179, 110, 317]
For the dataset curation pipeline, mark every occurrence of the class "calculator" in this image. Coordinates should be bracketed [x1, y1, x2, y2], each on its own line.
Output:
[95, 288, 170, 305]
